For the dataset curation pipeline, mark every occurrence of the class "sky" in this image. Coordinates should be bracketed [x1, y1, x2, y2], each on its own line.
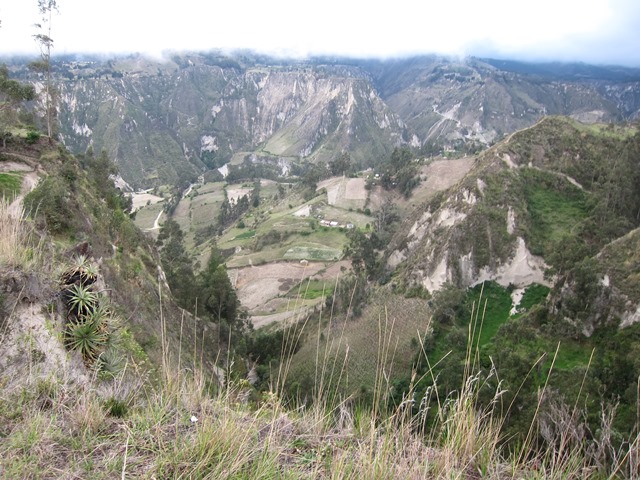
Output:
[1, 0, 639, 66]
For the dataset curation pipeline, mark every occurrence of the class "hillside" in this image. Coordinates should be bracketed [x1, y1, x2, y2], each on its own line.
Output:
[366, 57, 640, 147]
[283, 116, 640, 450]
[0, 135, 224, 384]
[388, 116, 640, 294]
[49, 54, 406, 188]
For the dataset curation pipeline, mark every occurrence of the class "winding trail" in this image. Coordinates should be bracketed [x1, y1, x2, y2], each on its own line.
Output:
[149, 209, 163, 230]
[1, 158, 39, 218]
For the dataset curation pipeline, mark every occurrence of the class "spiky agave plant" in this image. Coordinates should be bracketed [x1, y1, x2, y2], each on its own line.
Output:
[64, 283, 98, 318]
[93, 304, 122, 360]
[61, 254, 98, 287]
[65, 313, 109, 361]
[81, 261, 99, 285]
[96, 349, 124, 378]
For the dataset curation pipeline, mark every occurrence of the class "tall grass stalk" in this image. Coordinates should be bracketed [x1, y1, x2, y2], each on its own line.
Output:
[0, 198, 41, 268]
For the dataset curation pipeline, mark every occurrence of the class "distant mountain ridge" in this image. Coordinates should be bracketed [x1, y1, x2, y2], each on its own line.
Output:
[8, 52, 640, 187]
[48, 57, 407, 188]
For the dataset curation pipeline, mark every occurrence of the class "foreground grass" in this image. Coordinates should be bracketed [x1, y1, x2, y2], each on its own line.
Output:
[3, 327, 638, 478]
[2, 310, 639, 479]
[0, 198, 41, 269]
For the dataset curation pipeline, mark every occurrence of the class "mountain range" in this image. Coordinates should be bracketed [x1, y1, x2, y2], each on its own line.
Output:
[7, 52, 640, 188]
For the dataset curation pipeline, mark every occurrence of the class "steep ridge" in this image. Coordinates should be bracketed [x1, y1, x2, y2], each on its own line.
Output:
[387, 117, 640, 308]
[0, 139, 224, 386]
[366, 57, 640, 147]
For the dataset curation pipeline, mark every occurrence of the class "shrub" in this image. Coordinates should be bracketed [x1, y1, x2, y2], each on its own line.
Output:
[103, 397, 128, 418]
[24, 176, 74, 234]
[25, 130, 40, 144]
[65, 315, 109, 361]
[60, 258, 121, 369]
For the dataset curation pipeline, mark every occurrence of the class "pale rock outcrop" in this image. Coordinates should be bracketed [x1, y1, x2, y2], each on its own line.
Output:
[474, 237, 550, 288]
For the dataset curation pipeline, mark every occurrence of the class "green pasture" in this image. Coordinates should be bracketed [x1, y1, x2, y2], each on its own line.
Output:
[0, 172, 23, 200]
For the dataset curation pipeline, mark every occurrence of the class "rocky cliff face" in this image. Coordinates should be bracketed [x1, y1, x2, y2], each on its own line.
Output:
[386, 155, 546, 293]
[367, 57, 640, 149]
[54, 57, 406, 187]
[21, 53, 640, 188]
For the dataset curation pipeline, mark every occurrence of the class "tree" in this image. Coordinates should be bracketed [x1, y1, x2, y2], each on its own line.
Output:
[198, 252, 248, 338]
[219, 196, 231, 224]
[251, 180, 261, 207]
[201, 263, 237, 323]
[373, 193, 399, 234]
[430, 283, 466, 324]
[325, 272, 367, 318]
[302, 162, 330, 189]
[343, 229, 378, 279]
[329, 152, 351, 176]
[0, 65, 36, 114]
[157, 219, 197, 308]
[377, 147, 420, 197]
[32, 0, 58, 141]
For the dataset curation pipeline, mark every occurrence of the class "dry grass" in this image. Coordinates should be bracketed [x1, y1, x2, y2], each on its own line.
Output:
[0, 198, 41, 269]
[1, 325, 638, 478]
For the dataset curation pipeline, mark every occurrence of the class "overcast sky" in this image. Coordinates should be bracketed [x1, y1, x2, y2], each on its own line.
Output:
[1, 0, 639, 66]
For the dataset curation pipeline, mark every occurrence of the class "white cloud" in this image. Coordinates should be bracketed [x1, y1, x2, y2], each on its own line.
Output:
[1, 0, 639, 66]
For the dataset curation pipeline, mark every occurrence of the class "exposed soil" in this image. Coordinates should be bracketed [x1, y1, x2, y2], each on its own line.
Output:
[227, 187, 253, 203]
[419, 157, 475, 195]
[0, 270, 88, 392]
[251, 310, 300, 329]
[130, 192, 163, 212]
[0, 160, 34, 173]
[317, 176, 367, 208]
[371, 157, 476, 213]
[230, 262, 326, 311]
[229, 260, 350, 326]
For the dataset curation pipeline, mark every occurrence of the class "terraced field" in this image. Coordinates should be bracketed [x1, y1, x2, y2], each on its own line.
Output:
[125, 158, 485, 329]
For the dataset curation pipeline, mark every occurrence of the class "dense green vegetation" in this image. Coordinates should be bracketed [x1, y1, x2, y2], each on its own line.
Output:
[24, 148, 134, 244]
[523, 169, 589, 257]
[386, 270, 640, 451]
[377, 118, 640, 454]
[389, 282, 593, 439]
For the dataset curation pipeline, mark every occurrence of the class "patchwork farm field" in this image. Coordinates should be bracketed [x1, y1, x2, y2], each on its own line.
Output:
[134, 174, 378, 326]
[132, 201, 164, 232]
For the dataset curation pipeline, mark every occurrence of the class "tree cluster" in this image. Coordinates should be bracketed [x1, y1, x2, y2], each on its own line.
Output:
[157, 220, 249, 342]
[215, 182, 261, 231]
[376, 147, 421, 198]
